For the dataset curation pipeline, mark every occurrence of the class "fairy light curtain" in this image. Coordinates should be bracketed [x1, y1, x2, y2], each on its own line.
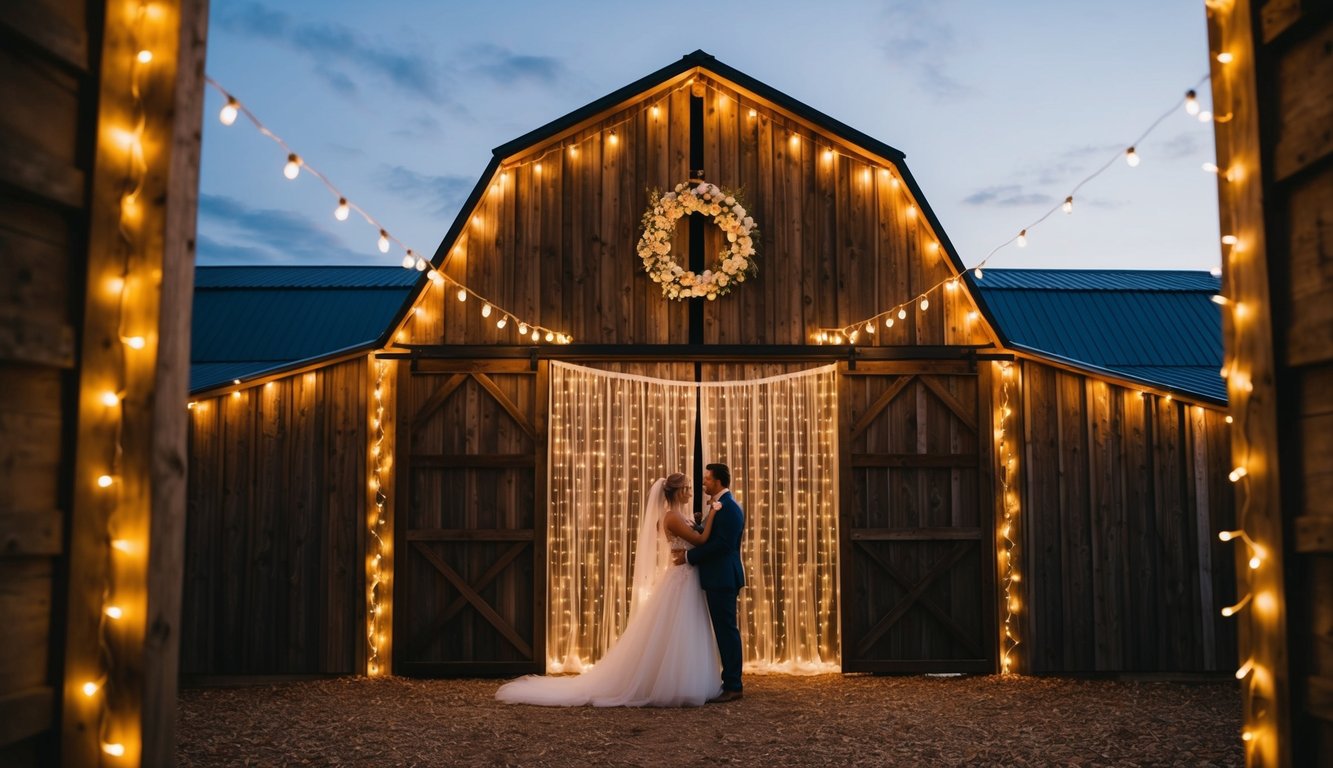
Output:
[701, 365, 841, 674]
[546, 362, 696, 672]
[546, 361, 840, 674]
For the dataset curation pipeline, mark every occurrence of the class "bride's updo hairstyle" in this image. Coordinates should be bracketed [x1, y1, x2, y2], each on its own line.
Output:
[663, 472, 690, 505]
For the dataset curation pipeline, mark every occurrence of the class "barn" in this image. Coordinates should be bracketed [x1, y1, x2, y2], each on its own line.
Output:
[179, 50, 1236, 683]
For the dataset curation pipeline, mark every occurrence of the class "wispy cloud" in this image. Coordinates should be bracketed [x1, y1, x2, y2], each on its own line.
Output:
[197, 193, 367, 265]
[875, 2, 974, 100]
[962, 185, 1052, 207]
[379, 165, 474, 218]
[1153, 131, 1201, 160]
[217, 3, 446, 100]
[464, 44, 565, 86]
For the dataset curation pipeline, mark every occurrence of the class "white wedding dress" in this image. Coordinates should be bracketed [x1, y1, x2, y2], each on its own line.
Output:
[496, 480, 722, 707]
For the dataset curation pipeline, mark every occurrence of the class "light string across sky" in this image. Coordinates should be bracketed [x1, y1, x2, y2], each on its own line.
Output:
[205, 67, 1218, 349]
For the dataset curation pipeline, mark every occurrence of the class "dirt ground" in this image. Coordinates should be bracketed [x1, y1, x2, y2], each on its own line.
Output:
[177, 674, 1243, 767]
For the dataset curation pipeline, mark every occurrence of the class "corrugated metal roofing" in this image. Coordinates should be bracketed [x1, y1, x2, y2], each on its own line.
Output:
[975, 269, 1225, 404]
[191, 267, 413, 393]
[194, 266, 420, 289]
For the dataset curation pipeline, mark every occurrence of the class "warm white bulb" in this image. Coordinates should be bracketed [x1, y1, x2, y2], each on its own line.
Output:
[1216, 51, 1233, 64]
[864, 322, 875, 334]
[101, 391, 120, 407]
[334, 198, 350, 221]
[1229, 466, 1248, 482]
[1221, 235, 1238, 245]
[123, 336, 146, 349]
[82, 681, 99, 697]
[457, 288, 467, 302]
[481, 303, 492, 318]
[518, 323, 528, 335]
[1125, 147, 1140, 167]
[1016, 229, 1027, 247]
[97, 475, 114, 488]
[885, 317, 894, 328]
[137, 49, 153, 63]
[919, 298, 929, 311]
[897, 308, 906, 320]
[1202, 162, 1219, 174]
[104, 605, 123, 619]
[415, 258, 427, 271]
[1062, 196, 1073, 214]
[378, 230, 391, 253]
[497, 316, 507, 329]
[401, 255, 414, 269]
[531, 330, 540, 341]
[283, 153, 302, 179]
[1198, 110, 1213, 123]
[102, 743, 126, 757]
[1184, 90, 1199, 115]
[219, 98, 239, 126]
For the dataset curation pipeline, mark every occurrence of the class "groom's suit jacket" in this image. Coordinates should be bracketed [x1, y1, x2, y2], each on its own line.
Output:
[686, 490, 745, 590]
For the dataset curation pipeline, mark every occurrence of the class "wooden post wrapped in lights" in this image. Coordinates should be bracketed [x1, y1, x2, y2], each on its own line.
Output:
[63, 0, 206, 764]
[365, 359, 395, 675]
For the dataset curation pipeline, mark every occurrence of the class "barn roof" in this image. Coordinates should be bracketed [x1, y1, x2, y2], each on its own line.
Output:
[190, 267, 417, 392]
[190, 266, 1225, 404]
[971, 269, 1225, 404]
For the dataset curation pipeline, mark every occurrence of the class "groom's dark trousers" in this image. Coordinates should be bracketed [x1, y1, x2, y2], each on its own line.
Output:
[687, 491, 746, 693]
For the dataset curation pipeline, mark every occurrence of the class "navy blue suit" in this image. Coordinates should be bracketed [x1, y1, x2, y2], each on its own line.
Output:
[687, 490, 745, 692]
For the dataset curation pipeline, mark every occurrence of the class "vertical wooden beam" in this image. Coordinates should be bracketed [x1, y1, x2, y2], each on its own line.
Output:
[63, 0, 207, 765]
[1206, 0, 1290, 764]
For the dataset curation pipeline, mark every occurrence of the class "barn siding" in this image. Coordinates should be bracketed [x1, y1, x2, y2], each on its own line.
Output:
[394, 68, 990, 349]
[1019, 360, 1236, 672]
[183, 357, 369, 677]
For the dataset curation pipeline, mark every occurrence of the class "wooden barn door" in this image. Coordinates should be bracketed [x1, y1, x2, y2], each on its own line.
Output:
[395, 360, 546, 676]
[839, 361, 996, 673]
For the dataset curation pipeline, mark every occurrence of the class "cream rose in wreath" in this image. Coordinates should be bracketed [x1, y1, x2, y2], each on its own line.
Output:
[637, 181, 758, 300]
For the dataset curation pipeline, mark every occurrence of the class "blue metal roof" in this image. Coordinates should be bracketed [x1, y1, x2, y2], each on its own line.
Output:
[190, 267, 414, 393]
[974, 269, 1225, 404]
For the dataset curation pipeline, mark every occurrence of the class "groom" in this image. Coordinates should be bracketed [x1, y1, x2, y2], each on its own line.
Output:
[674, 463, 745, 702]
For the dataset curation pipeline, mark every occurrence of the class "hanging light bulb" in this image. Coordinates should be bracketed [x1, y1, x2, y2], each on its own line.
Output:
[1216, 51, 1233, 64]
[531, 329, 540, 341]
[518, 322, 529, 335]
[137, 49, 153, 63]
[100, 391, 120, 407]
[864, 321, 875, 335]
[1062, 196, 1073, 214]
[283, 153, 302, 179]
[974, 267, 984, 280]
[1198, 110, 1213, 123]
[400, 255, 414, 269]
[481, 303, 492, 318]
[334, 198, 350, 221]
[414, 257, 427, 271]
[1125, 147, 1140, 167]
[456, 288, 467, 302]
[608, 130, 618, 146]
[1184, 89, 1200, 115]
[497, 316, 508, 329]
[897, 308, 907, 320]
[545, 331, 554, 342]
[1016, 229, 1027, 247]
[219, 97, 239, 126]
[378, 229, 391, 253]
[919, 297, 930, 311]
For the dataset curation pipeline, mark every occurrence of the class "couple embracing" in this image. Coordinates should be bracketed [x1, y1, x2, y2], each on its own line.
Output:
[497, 464, 745, 707]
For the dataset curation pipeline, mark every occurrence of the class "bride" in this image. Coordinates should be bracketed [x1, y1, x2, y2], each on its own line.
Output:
[496, 472, 722, 707]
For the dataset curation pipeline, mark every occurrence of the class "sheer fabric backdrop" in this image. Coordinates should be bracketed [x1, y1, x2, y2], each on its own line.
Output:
[546, 362, 695, 672]
[702, 364, 841, 673]
[546, 361, 840, 673]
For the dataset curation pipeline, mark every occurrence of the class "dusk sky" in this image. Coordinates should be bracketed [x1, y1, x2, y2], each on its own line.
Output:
[198, 1, 1220, 273]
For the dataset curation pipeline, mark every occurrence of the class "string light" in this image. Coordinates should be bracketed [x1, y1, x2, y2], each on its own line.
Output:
[367, 361, 390, 675]
[206, 76, 574, 346]
[817, 71, 1211, 343]
[1184, 89, 1200, 115]
[997, 361, 1022, 674]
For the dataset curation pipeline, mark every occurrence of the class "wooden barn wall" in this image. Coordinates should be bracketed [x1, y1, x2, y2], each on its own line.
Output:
[1017, 360, 1237, 673]
[0, 5, 88, 759]
[182, 357, 369, 677]
[395, 70, 991, 349]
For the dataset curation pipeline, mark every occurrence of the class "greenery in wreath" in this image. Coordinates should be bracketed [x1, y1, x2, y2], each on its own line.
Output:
[637, 181, 758, 300]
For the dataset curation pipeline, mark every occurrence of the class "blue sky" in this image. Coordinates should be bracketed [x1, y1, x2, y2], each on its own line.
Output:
[199, 0, 1220, 272]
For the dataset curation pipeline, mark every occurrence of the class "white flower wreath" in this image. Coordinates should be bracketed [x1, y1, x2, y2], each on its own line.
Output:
[637, 181, 758, 300]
